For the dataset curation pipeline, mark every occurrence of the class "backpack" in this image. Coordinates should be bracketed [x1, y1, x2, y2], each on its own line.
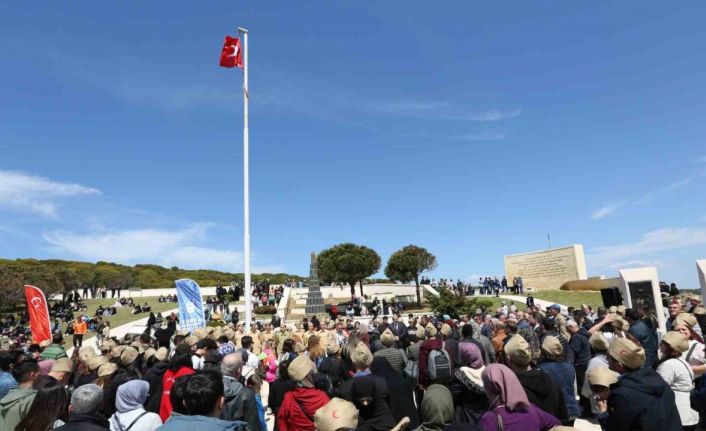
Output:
[427, 342, 451, 382]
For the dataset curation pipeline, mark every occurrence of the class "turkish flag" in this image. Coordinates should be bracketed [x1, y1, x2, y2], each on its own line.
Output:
[24, 285, 51, 344]
[220, 35, 243, 68]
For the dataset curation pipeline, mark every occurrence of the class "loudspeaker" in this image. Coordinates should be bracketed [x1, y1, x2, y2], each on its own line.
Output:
[601, 287, 623, 308]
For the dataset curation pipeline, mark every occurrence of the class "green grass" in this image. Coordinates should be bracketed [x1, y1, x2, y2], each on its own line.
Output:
[53, 298, 179, 347]
[529, 290, 603, 309]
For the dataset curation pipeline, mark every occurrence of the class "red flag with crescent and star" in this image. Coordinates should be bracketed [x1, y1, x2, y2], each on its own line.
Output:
[24, 285, 51, 343]
[219, 35, 243, 68]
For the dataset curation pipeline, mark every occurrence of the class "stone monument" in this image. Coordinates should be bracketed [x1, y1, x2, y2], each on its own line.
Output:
[504, 245, 587, 291]
[698, 259, 706, 299]
[305, 252, 325, 315]
[619, 266, 666, 333]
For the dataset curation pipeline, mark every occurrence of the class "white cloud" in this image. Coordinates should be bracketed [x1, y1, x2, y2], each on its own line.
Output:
[368, 101, 521, 122]
[459, 132, 506, 141]
[0, 170, 100, 217]
[589, 227, 706, 267]
[608, 259, 662, 269]
[42, 224, 283, 273]
[591, 171, 706, 219]
[591, 201, 627, 220]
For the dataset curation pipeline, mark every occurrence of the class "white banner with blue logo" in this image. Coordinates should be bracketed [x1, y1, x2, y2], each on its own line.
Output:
[174, 279, 205, 332]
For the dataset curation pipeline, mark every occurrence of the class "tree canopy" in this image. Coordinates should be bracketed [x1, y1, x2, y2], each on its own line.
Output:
[0, 258, 303, 310]
[385, 244, 437, 305]
[317, 243, 381, 297]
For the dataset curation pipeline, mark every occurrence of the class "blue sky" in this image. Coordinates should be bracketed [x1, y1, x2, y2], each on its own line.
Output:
[1, 2, 705, 288]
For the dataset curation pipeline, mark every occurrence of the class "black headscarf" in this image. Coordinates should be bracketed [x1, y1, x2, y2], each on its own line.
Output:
[351, 376, 396, 431]
[370, 356, 420, 428]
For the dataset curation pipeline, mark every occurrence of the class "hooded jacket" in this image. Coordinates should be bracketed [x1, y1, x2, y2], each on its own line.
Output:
[277, 387, 329, 431]
[0, 387, 36, 430]
[144, 362, 169, 413]
[220, 375, 262, 431]
[514, 368, 568, 423]
[157, 414, 247, 431]
[605, 367, 681, 431]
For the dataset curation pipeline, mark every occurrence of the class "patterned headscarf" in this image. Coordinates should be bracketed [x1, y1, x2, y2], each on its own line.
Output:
[517, 327, 542, 366]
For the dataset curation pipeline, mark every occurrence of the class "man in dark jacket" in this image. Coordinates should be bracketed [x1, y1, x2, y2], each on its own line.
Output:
[220, 352, 262, 430]
[605, 337, 680, 431]
[143, 348, 169, 413]
[566, 320, 591, 391]
[625, 308, 658, 368]
[505, 334, 569, 424]
[56, 384, 109, 431]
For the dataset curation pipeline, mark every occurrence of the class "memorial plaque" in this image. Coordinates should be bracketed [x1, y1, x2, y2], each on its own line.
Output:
[628, 281, 658, 322]
[504, 245, 587, 291]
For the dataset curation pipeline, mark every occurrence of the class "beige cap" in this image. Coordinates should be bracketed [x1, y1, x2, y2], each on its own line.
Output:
[185, 335, 199, 347]
[589, 332, 609, 351]
[425, 323, 437, 338]
[130, 341, 145, 354]
[416, 326, 426, 340]
[154, 347, 169, 362]
[351, 342, 373, 368]
[288, 354, 315, 382]
[608, 306, 617, 314]
[326, 342, 340, 355]
[662, 331, 689, 353]
[694, 306, 706, 316]
[79, 347, 96, 363]
[314, 397, 359, 431]
[608, 337, 645, 370]
[101, 339, 117, 352]
[143, 348, 156, 361]
[674, 312, 697, 328]
[98, 362, 118, 377]
[294, 342, 305, 353]
[380, 329, 395, 347]
[610, 314, 628, 332]
[504, 335, 531, 367]
[587, 366, 619, 387]
[616, 305, 626, 315]
[87, 356, 108, 371]
[51, 357, 74, 373]
[121, 347, 139, 366]
[541, 336, 563, 358]
[441, 323, 452, 337]
[111, 345, 126, 359]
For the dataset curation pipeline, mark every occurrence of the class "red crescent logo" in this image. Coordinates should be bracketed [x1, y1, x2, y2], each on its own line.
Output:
[331, 410, 340, 419]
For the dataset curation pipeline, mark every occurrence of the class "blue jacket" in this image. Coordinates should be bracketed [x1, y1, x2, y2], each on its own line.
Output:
[157, 414, 247, 431]
[0, 372, 17, 400]
[540, 360, 581, 418]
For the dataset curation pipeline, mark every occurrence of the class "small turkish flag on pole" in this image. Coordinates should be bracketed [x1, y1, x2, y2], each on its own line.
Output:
[220, 35, 243, 68]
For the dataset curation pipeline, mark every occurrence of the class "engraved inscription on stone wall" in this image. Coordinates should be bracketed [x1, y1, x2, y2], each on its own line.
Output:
[504, 247, 582, 291]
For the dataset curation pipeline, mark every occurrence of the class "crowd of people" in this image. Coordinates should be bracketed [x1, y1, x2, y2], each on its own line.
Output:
[0, 287, 705, 430]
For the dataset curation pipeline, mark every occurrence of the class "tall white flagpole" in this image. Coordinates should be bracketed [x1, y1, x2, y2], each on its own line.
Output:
[239, 27, 252, 332]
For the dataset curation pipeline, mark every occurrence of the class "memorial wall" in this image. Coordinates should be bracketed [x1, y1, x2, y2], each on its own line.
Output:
[504, 245, 587, 291]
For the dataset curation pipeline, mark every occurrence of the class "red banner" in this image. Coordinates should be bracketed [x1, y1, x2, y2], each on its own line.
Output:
[24, 285, 51, 344]
[219, 35, 243, 68]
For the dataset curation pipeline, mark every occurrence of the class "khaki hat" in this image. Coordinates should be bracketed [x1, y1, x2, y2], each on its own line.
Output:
[541, 336, 563, 358]
[143, 348, 156, 361]
[380, 329, 395, 347]
[504, 335, 531, 367]
[294, 342, 305, 353]
[87, 356, 107, 371]
[51, 357, 74, 373]
[351, 342, 373, 368]
[694, 306, 706, 316]
[130, 341, 145, 354]
[326, 342, 340, 356]
[674, 312, 697, 328]
[616, 305, 626, 315]
[416, 326, 426, 340]
[111, 345, 126, 359]
[193, 327, 209, 340]
[98, 362, 118, 377]
[288, 354, 315, 382]
[79, 347, 96, 363]
[589, 332, 609, 351]
[425, 323, 437, 338]
[608, 337, 645, 370]
[689, 294, 702, 303]
[39, 339, 52, 348]
[662, 331, 689, 353]
[441, 323, 452, 337]
[154, 347, 169, 362]
[610, 314, 628, 332]
[314, 397, 359, 431]
[185, 335, 199, 347]
[121, 347, 139, 366]
[101, 339, 117, 352]
[587, 366, 619, 387]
